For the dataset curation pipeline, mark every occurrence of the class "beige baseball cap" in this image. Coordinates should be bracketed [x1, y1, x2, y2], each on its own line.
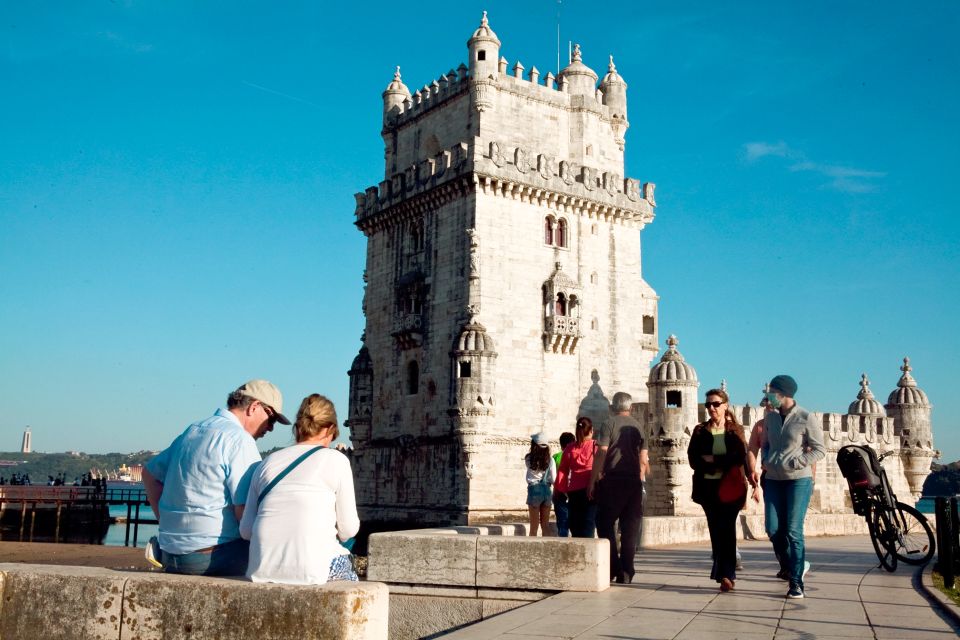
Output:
[237, 379, 291, 425]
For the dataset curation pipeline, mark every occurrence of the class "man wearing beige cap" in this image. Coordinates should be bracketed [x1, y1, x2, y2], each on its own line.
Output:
[143, 380, 290, 576]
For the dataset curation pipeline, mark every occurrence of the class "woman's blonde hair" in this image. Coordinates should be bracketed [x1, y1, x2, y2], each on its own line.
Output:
[294, 394, 339, 442]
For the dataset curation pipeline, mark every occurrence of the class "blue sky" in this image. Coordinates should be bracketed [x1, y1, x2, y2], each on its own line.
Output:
[2, 1, 957, 461]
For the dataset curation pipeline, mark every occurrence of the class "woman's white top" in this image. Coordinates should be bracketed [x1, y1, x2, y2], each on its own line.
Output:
[524, 455, 557, 485]
[239, 444, 360, 585]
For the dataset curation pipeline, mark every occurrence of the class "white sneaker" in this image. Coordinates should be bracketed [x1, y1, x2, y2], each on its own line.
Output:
[735, 549, 743, 570]
[802, 560, 811, 580]
[145, 536, 163, 569]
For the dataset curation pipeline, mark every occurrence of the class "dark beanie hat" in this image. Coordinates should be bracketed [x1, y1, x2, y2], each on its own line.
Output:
[769, 374, 798, 398]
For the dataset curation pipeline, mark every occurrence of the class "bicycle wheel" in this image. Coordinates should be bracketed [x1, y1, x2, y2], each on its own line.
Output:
[890, 502, 935, 565]
[869, 505, 898, 572]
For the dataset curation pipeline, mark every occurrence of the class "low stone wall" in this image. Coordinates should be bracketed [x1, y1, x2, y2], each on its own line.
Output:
[0, 563, 388, 640]
[641, 513, 869, 546]
[369, 528, 609, 639]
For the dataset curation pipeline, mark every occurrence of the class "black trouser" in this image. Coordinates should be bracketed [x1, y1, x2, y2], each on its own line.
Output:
[567, 488, 598, 538]
[595, 476, 644, 580]
[702, 487, 740, 583]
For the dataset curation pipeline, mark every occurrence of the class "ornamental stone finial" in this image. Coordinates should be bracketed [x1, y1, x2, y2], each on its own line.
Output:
[608, 55, 616, 72]
[720, 378, 727, 392]
[480, 10, 488, 27]
[898, 357, 917, 387]
[858, 373, 875, 399]
[572, 44, 582, 62]
[394, 66, 401, 81]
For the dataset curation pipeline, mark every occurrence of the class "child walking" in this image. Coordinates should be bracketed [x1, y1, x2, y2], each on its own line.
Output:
[525, 432, 556, 536]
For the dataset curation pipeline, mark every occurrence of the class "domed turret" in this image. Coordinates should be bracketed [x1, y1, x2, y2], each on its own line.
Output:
[346, 343, 374, 446]
[382, 66, 410, 123]
[558, 44, 598, 97]
[648, 335, 698, 384]
[848, 373, 885, 417]
[599, 55, 628, 119]
[467, 11, 501, 81]
[886, 357, 930, 407]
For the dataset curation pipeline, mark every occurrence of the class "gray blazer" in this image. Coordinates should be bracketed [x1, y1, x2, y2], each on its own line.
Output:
[762, 405, 826, 481]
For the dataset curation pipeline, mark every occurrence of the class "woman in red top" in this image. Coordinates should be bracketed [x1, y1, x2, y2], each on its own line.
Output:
[557, 417, 598, 538]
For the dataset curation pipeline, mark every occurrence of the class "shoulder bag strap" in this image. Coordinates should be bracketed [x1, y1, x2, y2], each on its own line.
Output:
[258, 446, 324, 503]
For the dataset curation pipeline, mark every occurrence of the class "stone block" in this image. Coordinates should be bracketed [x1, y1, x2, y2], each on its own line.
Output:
[368, 532, 478, 586]
[0, 564, 388, 640]
[389, 594, 483, 640]
[0, 563, 125, 640]
[121, 572, 388, 640]
[476, 537, 608, 592]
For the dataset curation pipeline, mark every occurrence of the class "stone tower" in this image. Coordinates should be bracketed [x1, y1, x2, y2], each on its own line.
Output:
[887, 358, 938, 499]
[349, 13, 660, 525]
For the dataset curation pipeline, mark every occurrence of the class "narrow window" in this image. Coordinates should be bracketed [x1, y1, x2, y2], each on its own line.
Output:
[585, 144, 593, 156]
[590, 318, 598, 330]
[556, 218, 568, 248]
[590, 272, 598, 284]
[666, 390, 682, 408]
[591, 224, 598, 236]
[459, 361, 472, 378]
[544, 217, 554, 245]
[406, 361, 419, 395]
[477, 50, 486, 61]
[555, 293, 567, 316]
[642, 315, 655, 335]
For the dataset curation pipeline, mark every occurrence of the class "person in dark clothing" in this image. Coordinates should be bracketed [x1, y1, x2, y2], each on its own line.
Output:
[589, 391, 649, 584]
[688, 388, 748, 592]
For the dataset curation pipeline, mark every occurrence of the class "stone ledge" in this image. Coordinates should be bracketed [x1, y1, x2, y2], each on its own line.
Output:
[0, 563, 388, 640]
[367, 531, 609, 592]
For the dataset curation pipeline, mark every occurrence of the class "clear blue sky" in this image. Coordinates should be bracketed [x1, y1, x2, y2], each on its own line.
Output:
[2, 2, 957, 461]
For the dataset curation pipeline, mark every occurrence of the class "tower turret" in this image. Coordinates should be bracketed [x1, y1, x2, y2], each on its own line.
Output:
[558, 44, 598, 97]
[382, 66, 410, 125]
[886, 357, 937, 499]
[599, 55, 629, 149]
[645, 335, 699, 515]
[346, 343, 374, 446]
[848, 373, 885, 418]
[467, 11, 500, 81]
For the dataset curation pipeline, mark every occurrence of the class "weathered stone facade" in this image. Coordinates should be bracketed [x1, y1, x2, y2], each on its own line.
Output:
[347, 14, 936, 525]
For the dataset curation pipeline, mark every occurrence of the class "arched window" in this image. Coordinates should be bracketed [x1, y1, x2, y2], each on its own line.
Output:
[555, 293, 567, 317]
[543, 216, 554, 245]
[410, 221, 424, 252]
[568, 294, 578, 316]
[406, 361, 419, 395]
[556, 218, 568, 248]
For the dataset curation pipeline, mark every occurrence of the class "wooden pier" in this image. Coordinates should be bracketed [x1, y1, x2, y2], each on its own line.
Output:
[0, 485, 155, 546]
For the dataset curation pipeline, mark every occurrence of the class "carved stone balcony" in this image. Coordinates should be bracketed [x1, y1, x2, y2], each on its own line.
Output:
[544, 316, 581, 354]
[392, 313, 424, 350]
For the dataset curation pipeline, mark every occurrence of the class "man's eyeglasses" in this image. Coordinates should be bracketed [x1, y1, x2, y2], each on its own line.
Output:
[260, 403, 277, 422]
[705, 401, 724, 409]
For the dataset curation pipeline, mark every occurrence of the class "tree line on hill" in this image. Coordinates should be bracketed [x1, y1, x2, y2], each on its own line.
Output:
[0, 451, 155, 484]
[923, 460, 960, 497]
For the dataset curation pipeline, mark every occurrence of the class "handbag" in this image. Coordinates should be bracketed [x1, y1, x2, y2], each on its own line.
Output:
[718, 465, 747, 504]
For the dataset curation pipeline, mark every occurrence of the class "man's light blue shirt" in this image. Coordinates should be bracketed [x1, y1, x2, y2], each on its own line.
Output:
[145, 408, 262, 554]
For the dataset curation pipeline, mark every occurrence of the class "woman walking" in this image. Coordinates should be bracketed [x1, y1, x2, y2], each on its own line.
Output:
[688, 388, 748, 592]
[557, 417, 599, 537]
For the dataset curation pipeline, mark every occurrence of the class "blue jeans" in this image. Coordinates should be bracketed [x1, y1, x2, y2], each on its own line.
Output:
[554, 491, 570, 537]
[764, 477, 813, 587]
[161, 538, 249, 577]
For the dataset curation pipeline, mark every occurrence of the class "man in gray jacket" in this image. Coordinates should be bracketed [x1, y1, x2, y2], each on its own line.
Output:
[761, 374, 825, 599]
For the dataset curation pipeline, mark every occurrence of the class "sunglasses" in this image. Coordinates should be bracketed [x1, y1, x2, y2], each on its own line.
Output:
[260, 402, 278, 422]
[705, 401, 725, 409]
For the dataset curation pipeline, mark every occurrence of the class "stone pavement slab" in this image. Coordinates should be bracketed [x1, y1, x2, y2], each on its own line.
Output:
[442, 535, 959, 639]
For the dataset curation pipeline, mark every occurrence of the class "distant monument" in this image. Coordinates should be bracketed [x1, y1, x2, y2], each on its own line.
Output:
[20, 427, 31, 454]
[346, 14, 937, 526]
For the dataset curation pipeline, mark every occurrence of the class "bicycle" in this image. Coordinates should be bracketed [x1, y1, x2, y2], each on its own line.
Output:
[837, 444, 935, 572]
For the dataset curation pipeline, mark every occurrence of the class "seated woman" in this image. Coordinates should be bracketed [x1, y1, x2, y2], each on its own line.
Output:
[239, 394, 360, 584]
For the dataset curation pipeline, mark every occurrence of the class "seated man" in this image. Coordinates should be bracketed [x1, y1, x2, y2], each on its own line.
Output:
[142, 380, 289, 576]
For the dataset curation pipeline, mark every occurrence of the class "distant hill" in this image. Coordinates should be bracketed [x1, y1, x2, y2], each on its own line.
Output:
[923, 460, 960, 496]
[0, 451, 155, 483]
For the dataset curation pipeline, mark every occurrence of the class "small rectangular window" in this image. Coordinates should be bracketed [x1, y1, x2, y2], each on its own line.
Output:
[459, 362, 472, 378]
[478, 50, 486, 61]
[642, 315, 655, 335]
[666, 390, 682, 408]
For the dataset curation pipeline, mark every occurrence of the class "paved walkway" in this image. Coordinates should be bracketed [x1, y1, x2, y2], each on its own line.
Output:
[444, 536, 959, 639]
